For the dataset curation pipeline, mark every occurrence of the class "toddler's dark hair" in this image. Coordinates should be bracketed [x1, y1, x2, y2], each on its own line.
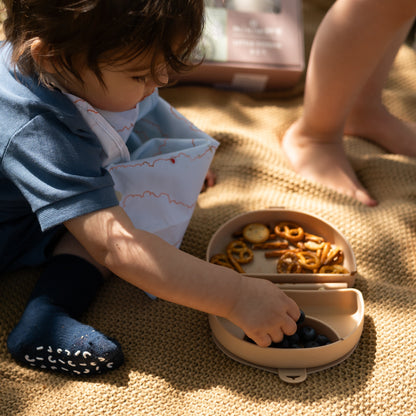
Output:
[2, 0, 204, 85]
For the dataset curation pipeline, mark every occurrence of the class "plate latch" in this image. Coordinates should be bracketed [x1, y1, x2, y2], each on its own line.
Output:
[278, 368, 307, 383]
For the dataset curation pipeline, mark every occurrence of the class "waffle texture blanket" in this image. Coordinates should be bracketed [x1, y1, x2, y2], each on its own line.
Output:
[1, 1, 416, 415]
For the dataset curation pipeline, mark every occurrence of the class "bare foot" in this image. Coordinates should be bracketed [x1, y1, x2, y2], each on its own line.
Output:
[345, 103, 416, 156]
[281, 121, 378, 206]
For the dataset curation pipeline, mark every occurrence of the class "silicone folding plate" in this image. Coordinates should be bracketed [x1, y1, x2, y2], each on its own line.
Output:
[206, 209, 364, 383]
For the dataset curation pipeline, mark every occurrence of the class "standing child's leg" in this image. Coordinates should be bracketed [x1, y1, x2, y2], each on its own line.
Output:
[345, 18, 416, 154]
[7, 251, 124, 376]
[282, 0, 416, 206]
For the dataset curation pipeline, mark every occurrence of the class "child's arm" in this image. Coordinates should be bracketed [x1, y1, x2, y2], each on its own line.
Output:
[64, 206, 300, 347]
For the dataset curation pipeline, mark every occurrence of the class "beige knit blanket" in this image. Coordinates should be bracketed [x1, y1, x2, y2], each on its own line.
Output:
[1, 1, 416, 415]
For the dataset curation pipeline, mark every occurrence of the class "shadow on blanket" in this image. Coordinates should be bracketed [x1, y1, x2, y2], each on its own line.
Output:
[1, 1, 416, 415]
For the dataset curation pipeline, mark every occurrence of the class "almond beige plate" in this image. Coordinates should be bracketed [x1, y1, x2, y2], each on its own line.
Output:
[206, 209, 364, 383]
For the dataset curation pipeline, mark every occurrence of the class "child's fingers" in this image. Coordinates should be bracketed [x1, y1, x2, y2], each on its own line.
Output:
[282, 296, 302, 326]
[247, 313, 298, 347]
[200, 169, 216, 193]
[280, 314, 298, 337]
[290, 307, 302, 325]
[246, 325, 279, 347]
[254, 334, 273, 348]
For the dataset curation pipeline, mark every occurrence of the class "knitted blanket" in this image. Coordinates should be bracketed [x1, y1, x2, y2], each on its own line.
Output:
[1, 1, 416, 414]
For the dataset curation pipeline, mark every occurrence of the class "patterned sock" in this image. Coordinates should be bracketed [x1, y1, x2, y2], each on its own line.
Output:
[7, 255, 124, 375]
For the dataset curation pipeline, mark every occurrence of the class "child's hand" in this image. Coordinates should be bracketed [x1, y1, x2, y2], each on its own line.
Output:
[201, 169, 216, 192]
[226, 276, 300, 347]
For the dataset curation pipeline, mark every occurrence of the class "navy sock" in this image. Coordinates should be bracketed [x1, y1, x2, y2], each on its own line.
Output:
[7, 255, 124, 375]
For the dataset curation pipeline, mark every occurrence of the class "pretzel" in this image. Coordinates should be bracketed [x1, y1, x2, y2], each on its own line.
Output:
[226, 240, 254, 264]
[277, 252, 302, 273]
[252, 241, 289, 250]
[227, 254, 246, 273]
[265, 248, 301, 258]
[242, 223, 270, 244]
[296, 251, 321, 271]
[302, 240, 326, 251]
[323, 247, 344, 265]
[319, 265, 349, 274]
[210, 253, 235, 269]
[232, 230, 243, 238]
[304, 232, 325, 244]
[319, 242, 331, 264]
[274, 222, 304, 243]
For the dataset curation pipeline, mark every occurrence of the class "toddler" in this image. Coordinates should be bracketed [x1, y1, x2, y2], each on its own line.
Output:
[1, 0, 300, 376]
[282, 0, 416, 206]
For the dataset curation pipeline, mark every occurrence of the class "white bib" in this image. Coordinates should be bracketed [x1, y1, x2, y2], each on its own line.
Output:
[67, 91, 219, 248]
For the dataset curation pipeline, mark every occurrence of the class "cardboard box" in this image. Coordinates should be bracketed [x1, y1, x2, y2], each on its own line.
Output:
[177, 0, 305, 92]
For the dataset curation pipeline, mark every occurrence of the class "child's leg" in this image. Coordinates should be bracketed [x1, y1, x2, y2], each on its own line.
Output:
[282, 0, 416, 206]
[345, 18, 416, 154]
[7, 235, 124, 375]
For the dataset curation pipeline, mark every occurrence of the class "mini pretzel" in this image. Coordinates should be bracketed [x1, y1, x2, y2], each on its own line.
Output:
[265, 248, 301, 258]
[303, 240, 326, 251]
[242, 223, 270, 244]
[304, 232, 325, 243]
[227, 255, 246, 273]
[210, 253, 234, 269]
[274, 222, 304, 243]
[226, 240, 254, 264]
[319, 242, 331, 264]
[319, 265, 349, 274]
[296, 251, 321, 271]
[252, 241, 289, 250]
[277, 252, 302, 273]
[323, 247, 344, 265]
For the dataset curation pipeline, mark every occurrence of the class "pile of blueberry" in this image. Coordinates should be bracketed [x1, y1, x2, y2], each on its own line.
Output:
[245, 310, 333, 349]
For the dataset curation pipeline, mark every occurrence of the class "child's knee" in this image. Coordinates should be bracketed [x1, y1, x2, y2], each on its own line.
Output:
[52, 231, 111, 278]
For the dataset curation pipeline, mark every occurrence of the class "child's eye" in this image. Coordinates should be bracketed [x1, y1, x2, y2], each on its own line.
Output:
[132, 76, 147, 83]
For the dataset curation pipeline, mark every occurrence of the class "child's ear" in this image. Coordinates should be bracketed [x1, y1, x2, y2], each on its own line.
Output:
[30, 38, 56, 74]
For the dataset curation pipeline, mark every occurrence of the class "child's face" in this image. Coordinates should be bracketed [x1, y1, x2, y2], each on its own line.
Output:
[66, 52, 169, 112]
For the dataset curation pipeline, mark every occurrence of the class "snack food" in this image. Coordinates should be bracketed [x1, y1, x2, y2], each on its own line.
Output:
[242, 223, 270, 244]
[216, 240, 255, 273]
[209, 253, 235, 269]
[253, 241, 289, 250]
[319, 264, 349, 274]
[295, 251, 321, 271]
[209, 221, 349, 274]
[276, 252, 302, 273]
[226, 240, 254, 264]
[274, 222, 304, 243]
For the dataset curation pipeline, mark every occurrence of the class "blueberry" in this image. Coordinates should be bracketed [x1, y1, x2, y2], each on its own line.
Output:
[296, 310, 305, 324]
[315, 334, 331, 345]
[290, 343, 304, 349]
[304, 340, 321, 348]
[271, 337, 290, 348]
[299, 326, 316, 342]
[286, 333, 301, 345]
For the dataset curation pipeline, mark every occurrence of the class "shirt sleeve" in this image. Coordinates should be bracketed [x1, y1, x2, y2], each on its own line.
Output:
[2, 111, 119, 231]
